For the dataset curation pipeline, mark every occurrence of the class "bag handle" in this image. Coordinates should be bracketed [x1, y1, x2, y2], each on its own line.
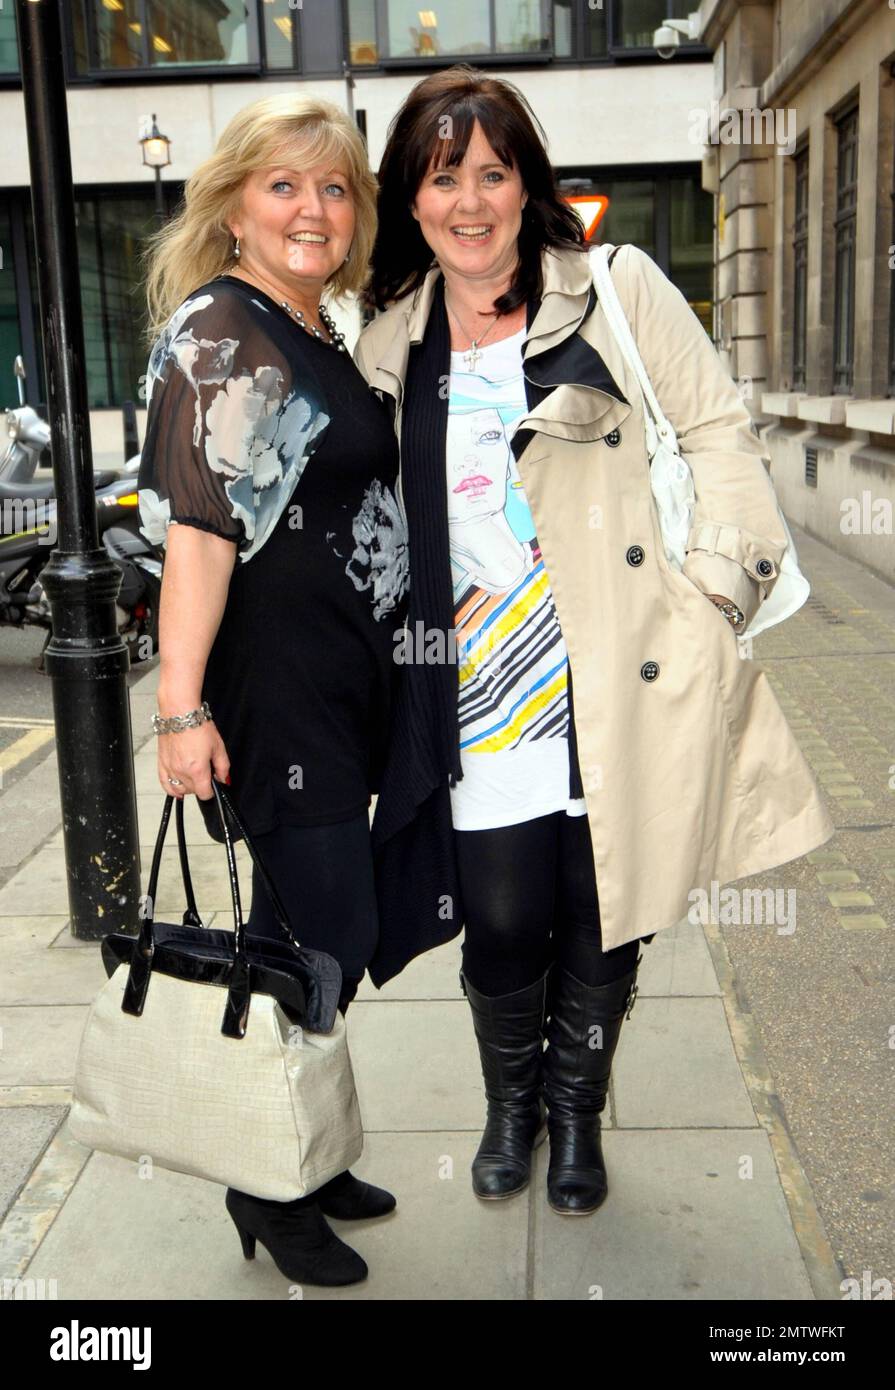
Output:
[123, 776, 300, 1039]
[589, 243, 676, 451]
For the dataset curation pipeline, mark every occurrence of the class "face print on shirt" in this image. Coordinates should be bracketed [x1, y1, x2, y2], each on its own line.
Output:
[446, 406, 535, 596]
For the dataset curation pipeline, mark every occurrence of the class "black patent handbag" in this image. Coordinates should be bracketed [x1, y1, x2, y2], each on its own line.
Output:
[100, 776, 343, 1036]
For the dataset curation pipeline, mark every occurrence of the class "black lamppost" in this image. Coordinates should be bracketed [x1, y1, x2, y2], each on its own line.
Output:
[140, 113, 172, 221]
[15, 0, 141, 941]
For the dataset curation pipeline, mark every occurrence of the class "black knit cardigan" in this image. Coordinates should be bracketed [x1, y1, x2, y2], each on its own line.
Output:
[366, 264, 627, 988]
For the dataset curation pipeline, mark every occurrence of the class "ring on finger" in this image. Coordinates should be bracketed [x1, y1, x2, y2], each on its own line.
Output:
[168, 777, 184, 786]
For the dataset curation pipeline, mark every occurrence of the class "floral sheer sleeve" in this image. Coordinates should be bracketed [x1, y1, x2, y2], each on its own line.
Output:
[137, 285, 330, 563]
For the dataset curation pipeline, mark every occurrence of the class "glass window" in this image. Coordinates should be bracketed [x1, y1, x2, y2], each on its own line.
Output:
[669, 176, 713, 334]
[262, 0, 299, 69]
[75, 192, 162, 410]
[553, 0, 572, 57]
[833, 105, 858, 393]
[615, 0, 695, 51]
[69, 0, 91, 74]
[79, 0, 255, 71]
[0, 7, 20, 74]
[552, 0, 607, 58]
[148, 0, 251, 66]
[385, 1, 490, 58]
[792, 147, 808, 391]
[0, 206, 22, 409]
[585, 1, 608, 57]
[890, 143, 895, 397]
[95, 0, 145, 69]
[593, 178, 656, 259]
[0, 200, 45, 411]
[561, 170, 712, 331]
[348, 0, 378, 64]
[495, 0, 550, 53]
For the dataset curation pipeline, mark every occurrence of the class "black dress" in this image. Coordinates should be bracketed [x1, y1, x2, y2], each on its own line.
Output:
[137, 274, 409, 843]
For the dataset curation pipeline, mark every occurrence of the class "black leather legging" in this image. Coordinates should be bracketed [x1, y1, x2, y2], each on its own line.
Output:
[455, 809, 651, 996]
[245, 811, 375, 1015]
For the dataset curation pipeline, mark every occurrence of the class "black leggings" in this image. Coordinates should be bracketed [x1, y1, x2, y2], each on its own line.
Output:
[245, 811, 378, 1013]
[455, 810, 647, 996]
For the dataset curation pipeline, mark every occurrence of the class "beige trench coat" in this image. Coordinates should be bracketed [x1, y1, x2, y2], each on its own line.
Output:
[353, 242, 835, 951]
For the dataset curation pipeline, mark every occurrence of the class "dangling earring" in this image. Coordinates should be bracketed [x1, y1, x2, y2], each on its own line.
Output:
[233, 236, 241, 260]
[344, 243, 352, 264]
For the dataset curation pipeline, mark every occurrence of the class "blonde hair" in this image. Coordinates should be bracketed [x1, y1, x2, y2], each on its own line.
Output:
[142, 92, 379, 340]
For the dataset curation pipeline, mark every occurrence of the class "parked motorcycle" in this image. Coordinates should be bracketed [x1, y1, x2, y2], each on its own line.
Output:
[1, 356, 163, 671]
[2, 356, 52, 482]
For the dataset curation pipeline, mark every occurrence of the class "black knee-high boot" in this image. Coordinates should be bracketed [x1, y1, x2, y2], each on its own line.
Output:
[460, 965, 550, 1200]
[542, 956, 642, 1215]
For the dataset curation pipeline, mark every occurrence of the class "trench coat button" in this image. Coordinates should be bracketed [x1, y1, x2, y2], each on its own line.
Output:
[756, 558, 775, 578]
[605, 428, 622, 448]
[640, 660, 660, 682]
[626, 545, 645, 566]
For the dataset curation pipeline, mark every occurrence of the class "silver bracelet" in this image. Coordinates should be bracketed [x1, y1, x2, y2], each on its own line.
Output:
[711, 598, 746, 632]
[151, 701, 212, 735]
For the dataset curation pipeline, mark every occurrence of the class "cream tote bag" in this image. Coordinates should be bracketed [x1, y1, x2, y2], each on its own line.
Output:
[68, 780, 363, 1201]
[590, 242, 810, 640]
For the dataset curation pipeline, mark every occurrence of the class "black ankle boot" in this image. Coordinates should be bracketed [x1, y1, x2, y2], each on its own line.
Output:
[315, 1169, 396, 1220]
[460, 966, 549, 1200]
[312, 977, 397, 1221]
[225, 1187, 368, 1286]
[542, 958, 641, 1215]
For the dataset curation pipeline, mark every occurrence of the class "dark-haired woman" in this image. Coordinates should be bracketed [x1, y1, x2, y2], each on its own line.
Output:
[354, 66, 833, 1216]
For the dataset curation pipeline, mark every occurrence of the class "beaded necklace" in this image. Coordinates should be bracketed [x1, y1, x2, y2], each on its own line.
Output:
[277, 297, 347, 353]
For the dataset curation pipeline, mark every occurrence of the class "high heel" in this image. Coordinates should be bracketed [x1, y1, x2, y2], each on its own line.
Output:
[232, 1217, 256, 1260]
[225, 1187, 368, 1286]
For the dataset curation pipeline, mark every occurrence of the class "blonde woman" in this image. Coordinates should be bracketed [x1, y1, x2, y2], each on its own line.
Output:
[136, 93, 408, 1288]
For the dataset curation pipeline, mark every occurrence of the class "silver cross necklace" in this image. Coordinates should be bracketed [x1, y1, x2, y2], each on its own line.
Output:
[446, 298, 501, 371]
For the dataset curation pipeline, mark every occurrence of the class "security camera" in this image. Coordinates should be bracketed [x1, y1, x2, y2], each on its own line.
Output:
[654, 24, 681, 60]
[653, 14, 700, 59]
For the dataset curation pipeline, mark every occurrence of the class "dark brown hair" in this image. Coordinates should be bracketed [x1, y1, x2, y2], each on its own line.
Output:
[366, 64, 587, 314]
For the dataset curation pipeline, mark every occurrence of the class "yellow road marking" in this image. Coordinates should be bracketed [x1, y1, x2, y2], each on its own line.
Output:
[0, 726, 55, 776]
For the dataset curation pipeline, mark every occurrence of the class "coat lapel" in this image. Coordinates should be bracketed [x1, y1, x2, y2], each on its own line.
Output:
[512, 248, 632, 458]
[362, 246, 633, 450]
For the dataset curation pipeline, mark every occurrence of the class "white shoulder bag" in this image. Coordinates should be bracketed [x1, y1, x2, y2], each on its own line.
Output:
[589, 242, 809, 640]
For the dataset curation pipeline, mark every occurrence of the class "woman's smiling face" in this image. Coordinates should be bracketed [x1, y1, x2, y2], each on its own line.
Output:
[410, 120, 528, 282]
[230, 152, 356, 294]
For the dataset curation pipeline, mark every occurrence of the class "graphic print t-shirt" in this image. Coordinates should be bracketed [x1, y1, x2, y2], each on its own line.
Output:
[447, 326, 587, 831]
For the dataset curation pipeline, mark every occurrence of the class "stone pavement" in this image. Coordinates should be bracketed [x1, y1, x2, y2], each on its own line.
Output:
[1, 521, 884, 1302]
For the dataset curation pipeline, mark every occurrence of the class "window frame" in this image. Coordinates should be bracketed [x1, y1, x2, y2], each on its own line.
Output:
[348, 0, 712, 70]
[374, 0, 553, 69]
[832, 102, 858, 395]
[889, 133, 895, 398]
[63, 0, 276, 83]
[607, 0, 707, 61]
[554, 161, 714, 317]
[792, 143, 809, 392]
[74, 179, 188, 410]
